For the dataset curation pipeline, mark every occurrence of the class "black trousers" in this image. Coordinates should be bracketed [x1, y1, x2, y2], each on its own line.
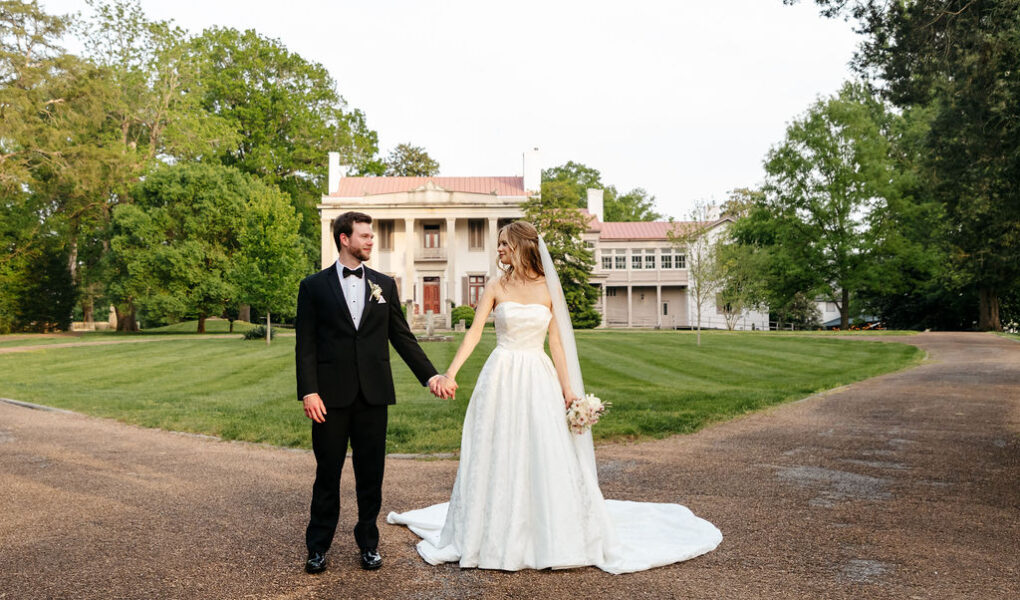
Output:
[305, 391, 388, 553]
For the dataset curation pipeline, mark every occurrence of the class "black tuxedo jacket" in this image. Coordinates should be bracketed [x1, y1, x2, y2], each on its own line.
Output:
[295, 264, 438, 408]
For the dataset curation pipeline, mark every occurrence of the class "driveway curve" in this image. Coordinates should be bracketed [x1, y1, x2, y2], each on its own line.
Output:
[0, 332, 1016, 599]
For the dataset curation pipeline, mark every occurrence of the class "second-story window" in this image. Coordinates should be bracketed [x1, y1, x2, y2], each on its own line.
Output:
[468, 220, 485, 251]
[644, 252, 655, 269]
[424, 224, 440, 248]
[661, 248, 684, 269]
[602, 255, 613, 270]
[377, 220, 393, 251]
[614, 253, 626, 270]
[632, 254, 643, 269]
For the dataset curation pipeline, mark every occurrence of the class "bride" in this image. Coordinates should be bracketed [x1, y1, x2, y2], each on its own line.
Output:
[388, 221, 722, 574]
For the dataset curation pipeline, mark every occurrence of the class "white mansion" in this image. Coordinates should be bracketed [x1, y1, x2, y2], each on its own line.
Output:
[318, 150, 768, 330]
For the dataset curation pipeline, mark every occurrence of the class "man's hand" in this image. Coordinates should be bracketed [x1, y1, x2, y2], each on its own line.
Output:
[428, 374, 458, 399]
[303, 393, 327, 423]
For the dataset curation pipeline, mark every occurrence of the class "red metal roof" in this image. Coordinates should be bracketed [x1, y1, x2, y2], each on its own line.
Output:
[330, 176, 528, 197]
[598, 221, 707, 240]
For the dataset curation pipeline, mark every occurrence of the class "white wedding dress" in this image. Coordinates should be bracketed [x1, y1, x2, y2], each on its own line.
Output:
[387, 302, 722, 574]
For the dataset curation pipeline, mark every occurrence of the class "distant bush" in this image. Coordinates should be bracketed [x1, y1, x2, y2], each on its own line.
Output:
[243, 325, 277, 340]
[451, 305, 475, 327]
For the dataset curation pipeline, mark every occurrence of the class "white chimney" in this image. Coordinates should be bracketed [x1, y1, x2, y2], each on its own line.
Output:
[586, 188, 604, 223]
[328, 152, 341, 194]
[522, 147, 541, 195]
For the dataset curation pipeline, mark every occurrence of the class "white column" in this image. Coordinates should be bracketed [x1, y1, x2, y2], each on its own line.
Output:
[656, 284, 662, 329]
[627, 285, 633, 328]
[487, 217, 499, 280]
[446, 217, 457, 311]
[320, 216, 334, 269]
[404, 218, 415, 304]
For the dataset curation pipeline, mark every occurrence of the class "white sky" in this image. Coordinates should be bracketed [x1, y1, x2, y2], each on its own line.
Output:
[43, 0, 861, 220]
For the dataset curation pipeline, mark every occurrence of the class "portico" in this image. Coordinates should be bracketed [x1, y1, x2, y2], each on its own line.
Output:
[319, 152, 537, 327]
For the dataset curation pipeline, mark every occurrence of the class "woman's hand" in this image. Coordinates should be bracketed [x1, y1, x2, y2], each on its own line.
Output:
[562, 389, 579, 410]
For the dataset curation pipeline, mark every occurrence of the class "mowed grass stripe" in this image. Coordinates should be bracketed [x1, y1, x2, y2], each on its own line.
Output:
[0, 331, 922, 453]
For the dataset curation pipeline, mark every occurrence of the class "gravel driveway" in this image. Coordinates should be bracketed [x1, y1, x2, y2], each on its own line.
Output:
[0, 332, 1016, 599]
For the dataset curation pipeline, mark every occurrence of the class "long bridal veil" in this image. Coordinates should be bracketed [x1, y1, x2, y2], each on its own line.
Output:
[537, 236, 604, 490]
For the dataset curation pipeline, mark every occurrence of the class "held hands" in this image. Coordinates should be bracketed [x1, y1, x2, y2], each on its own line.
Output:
[429, 374, 458, 399]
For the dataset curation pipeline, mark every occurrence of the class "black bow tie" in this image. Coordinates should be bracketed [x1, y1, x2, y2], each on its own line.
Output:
[342, 266, 363, 278]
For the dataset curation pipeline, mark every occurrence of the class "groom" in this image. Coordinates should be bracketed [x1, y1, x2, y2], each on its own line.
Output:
[296, 211, 456, 574]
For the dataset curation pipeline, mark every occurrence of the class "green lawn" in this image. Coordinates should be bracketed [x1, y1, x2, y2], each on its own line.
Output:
[0, 330, 923, 454]
[144, 319, 257, 333]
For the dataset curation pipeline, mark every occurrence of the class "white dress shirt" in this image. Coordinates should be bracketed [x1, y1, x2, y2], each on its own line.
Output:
[336, 260, 366, 329]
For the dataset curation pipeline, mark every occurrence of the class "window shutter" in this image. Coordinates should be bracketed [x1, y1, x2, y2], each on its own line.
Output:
[462, 276, 469, 305]
[395, 277, 402, 299]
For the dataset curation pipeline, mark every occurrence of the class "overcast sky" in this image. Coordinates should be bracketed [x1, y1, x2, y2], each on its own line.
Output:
[44, 0, 861, 220]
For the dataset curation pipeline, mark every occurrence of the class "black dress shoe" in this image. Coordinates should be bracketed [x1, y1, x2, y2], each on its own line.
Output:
[305, 551, 327, 574]
[360, 549, 382, 570]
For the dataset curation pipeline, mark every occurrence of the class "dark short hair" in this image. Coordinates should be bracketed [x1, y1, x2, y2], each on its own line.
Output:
[332, 211, 373, 250]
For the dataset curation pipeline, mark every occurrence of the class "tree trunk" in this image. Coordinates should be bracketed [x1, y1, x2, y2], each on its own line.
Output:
[696, 304, 702, 347]
[840, 288, 850, 330]
[67, 236, 78, 287]
[266, 311, 271, 346]
[82, 297, 94, 325]
[197, 314, 206, 334]
[239, 304, 251, 322]
[228, 319, 234, 333]
[115, 304, 138, 332]
[977, 288, 1001, 331]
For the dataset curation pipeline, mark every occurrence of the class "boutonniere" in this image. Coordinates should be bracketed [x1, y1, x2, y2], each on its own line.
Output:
[368, 281, 386, 303]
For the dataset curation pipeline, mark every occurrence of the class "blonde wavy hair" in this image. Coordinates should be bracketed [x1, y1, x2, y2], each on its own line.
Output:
[498, 221, 545, 288]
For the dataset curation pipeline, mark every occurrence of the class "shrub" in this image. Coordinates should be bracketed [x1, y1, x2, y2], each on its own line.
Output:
[243, 325, 277, 340]
[451, 305, 475, 327]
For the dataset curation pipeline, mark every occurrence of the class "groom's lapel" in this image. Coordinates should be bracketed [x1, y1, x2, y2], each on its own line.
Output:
[325, 266, 357, 330]
[361, 268, 379, 329]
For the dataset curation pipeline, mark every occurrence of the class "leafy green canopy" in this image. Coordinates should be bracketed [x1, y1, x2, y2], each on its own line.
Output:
[791, 0, 1020, 329]
[107, 163, 304, 331]
[382, 143, 440, 176]
[190, 25, 379, 244]
[543, 161, 663, 222]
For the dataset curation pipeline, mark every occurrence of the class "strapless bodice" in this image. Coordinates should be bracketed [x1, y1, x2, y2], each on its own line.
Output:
[494, 302, 551, 352]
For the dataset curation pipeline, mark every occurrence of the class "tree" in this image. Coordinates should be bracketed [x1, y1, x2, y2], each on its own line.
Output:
[523, 180, 601, 328]
[0, 1, 89, 329]
[759, 82, 901, 330]
[792, 0, 1020, 330]
[62, 0, 240, 329]
[108, 164, 260, 332]
[232, 185, 306, 345]
[383, 143, 440, 176]
[715, 236, 768, 331]
[543, 161, 662, 221]
[606, 187, 662, 222]
[775, 292, 822, 330]
[190, 26, 378, 245]
[668, 202, 725, 346]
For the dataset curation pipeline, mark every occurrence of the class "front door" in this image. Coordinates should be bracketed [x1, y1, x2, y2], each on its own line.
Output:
[423, 277, 440, 314]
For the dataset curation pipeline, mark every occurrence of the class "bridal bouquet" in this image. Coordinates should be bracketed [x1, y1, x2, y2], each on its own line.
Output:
[566, 393, 609, 435]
